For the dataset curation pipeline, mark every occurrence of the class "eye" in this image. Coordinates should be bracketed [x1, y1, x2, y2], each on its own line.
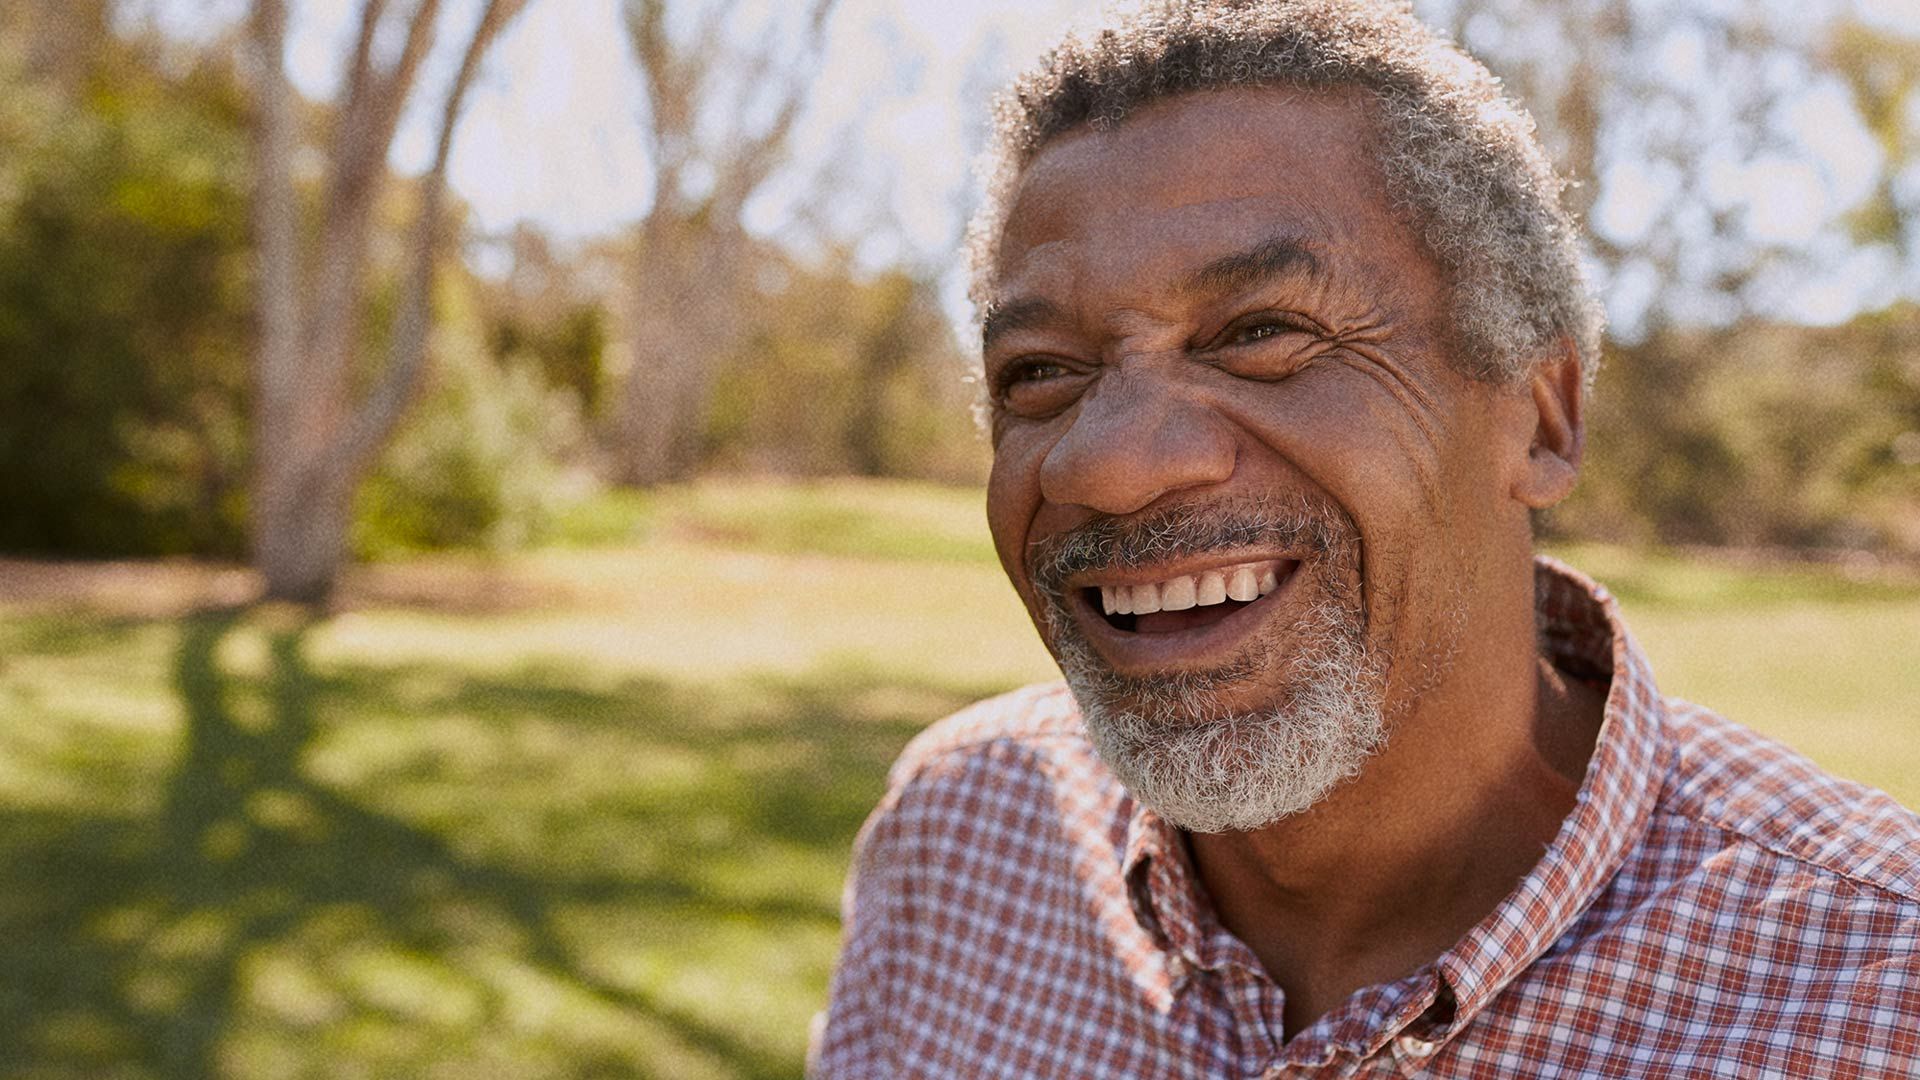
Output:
[996, 357, 1067, 389]
[989, 355, 1086, 417]
[1209, 312, 1317, 350]
[1199, 311, 1328, 380]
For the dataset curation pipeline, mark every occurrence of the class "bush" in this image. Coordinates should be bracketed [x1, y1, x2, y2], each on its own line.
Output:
[1553, 307, 1920, 555]
[699, 261, 987, 484]
[0, 44, 252, 556]
[353, 285, 588, 557]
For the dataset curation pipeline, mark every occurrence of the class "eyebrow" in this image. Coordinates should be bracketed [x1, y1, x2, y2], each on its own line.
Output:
[1180, 234, 1326, 297]
[980, 234, 1326, 351]
[980, 297, 1065, 352]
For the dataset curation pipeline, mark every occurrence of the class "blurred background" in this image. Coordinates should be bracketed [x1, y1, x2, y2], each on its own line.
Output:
[0, 0, 1916, 1076]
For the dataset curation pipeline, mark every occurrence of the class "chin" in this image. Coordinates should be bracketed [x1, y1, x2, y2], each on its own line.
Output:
[1051, 591, 1390, 834]
[1025, 493, 1395, 832]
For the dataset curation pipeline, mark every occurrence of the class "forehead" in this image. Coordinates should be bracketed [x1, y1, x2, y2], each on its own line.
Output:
[991, 87, 1420, 309]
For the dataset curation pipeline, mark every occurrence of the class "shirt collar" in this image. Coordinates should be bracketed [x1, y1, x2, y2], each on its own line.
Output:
[1121, 555, 1674, 1048]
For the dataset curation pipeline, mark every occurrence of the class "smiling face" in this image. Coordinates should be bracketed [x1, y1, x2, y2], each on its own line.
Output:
[982, 88, 1544, 831]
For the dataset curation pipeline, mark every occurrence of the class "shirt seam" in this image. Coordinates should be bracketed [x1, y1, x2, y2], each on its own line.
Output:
[1645, 805, 1920, 908]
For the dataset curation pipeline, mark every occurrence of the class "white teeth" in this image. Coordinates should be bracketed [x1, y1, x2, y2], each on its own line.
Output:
[1161, 576, 1196, 611]
[1197, 571, 1227, 606]
[1130, 582, 1162, 614]
[1092, 560, 1289, 620]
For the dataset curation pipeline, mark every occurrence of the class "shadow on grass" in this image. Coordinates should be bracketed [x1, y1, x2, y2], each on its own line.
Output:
[0, 607, 978, 1079]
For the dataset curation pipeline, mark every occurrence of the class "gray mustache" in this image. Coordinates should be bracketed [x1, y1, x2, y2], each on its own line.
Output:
[1027, 496, 1355, 596]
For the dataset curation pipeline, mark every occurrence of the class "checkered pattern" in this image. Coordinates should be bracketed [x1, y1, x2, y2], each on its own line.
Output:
[811, 559, 1920, 1078]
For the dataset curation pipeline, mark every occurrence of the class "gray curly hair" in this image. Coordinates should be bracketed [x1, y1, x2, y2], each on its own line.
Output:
[966, 0, 1603, 387]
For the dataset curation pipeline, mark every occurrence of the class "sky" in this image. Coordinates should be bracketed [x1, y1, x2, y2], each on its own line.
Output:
[142, 0, 1920, 332]
[292, 0, 1094, 252]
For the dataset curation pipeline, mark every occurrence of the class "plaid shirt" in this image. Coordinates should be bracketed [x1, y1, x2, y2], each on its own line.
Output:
[812, 559, 1920, 1078]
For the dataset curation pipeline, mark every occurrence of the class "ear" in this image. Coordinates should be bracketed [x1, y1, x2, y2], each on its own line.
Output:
[1510, 345, 1585, 510]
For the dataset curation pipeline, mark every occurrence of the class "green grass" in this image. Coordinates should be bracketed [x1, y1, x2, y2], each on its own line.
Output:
[1, 478, 1915, 1078]
[1544, 542, 1920, 792]
[548, 478, 998, 565]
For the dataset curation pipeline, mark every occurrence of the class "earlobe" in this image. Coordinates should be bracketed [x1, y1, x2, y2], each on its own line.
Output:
[1513, 348, 1585, 510]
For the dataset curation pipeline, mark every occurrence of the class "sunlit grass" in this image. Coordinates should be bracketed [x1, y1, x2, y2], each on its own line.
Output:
[550, 476, 998, 565]
[1, 478, 1916, 1078]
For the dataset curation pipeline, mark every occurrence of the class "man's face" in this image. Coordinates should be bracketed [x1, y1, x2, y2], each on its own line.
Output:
[981, 88, 1536, 831]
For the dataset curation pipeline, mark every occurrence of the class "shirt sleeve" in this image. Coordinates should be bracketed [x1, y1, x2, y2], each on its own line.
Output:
[809, 781, 915, 1079]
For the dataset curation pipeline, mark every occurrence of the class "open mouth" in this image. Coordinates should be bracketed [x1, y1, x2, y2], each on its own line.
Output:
[1083, 558, 1296, 635]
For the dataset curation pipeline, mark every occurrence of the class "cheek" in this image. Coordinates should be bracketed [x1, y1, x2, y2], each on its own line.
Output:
[1224, 373, 1441, 533]
[1217, 372, 1453, 640]
[986, 432, 1046, 589]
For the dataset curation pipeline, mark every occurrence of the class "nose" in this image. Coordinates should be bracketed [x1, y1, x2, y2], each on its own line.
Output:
[1038, 366, 1236, 515]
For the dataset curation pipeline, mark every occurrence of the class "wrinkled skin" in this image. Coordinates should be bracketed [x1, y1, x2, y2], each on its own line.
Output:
[978, 86, 1599, 1034]
[984, 86, 1536, 739]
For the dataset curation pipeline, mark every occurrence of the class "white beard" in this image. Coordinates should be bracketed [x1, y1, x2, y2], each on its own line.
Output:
[1030, 497, 1391, 834]
[1050, 591, 1387, 833]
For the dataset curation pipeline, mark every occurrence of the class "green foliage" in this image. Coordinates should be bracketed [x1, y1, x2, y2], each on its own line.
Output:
[1553, 307, 1920, 554]
[354, 282, 588, 557]
[0, 40, 252, 556]
[488, 299, 608, 417]
[477, 226, 613, 420]
[701, 260, 988, 484]
[547, 487, 660, 547]
[1830, 20, 1920, 249]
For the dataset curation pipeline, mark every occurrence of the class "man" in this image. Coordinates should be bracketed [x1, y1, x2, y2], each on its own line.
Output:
[813, 2, 1920, 1076]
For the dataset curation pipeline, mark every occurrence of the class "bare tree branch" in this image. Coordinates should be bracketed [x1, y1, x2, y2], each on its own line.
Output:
[248, 0, 299, 422]
[365, 0, 447, 159]
[338, 0, 389, 124]
[625, 0, 691, 176]
[337, 0, 532, 479]
[327, 0, 441, 229]
[304, 0, 446, 421]
[705, 0, 834, 222]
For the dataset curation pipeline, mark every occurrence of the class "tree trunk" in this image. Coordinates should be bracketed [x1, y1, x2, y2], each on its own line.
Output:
[614, 216, 744, 486]
[614, 280, 704, 486]
[247, 0, 530, 604]
[253, 462, 354, 605]
[614, 352, 701, 486]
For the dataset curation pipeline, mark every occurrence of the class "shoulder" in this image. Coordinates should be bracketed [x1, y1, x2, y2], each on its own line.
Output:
[858, 681, 1121, 854]
[1494, 700, 1920, 1072]
[1657, 698, 1920, 905]
[884, 680, 1090, 786]
[817, 684, 1165, 1077]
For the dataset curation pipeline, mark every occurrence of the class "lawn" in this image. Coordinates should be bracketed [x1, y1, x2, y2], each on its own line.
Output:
[1, 478, 1915, 1079]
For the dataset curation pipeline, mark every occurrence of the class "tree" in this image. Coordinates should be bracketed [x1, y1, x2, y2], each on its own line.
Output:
[1426, 0, 1920, 552]
[614, 0, 836, 486]
[246, 0, 530, 603]
[698, 249, 985, 482]
[1437, 0, 1920, 328]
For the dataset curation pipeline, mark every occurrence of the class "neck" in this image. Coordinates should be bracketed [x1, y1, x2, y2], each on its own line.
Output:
[1185, 557, 1605, 1036]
